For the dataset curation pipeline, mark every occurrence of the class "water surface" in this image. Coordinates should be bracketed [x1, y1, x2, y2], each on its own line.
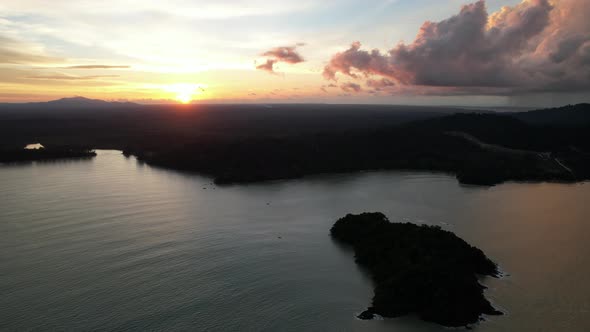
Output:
[1, 150, 589, 331]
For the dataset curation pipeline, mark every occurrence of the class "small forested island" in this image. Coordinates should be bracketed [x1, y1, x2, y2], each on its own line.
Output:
[0, 146, 96, 163]
[331, 212, 502, 327]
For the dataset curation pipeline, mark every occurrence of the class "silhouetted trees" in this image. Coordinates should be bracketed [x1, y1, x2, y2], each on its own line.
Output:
[331, 212, 501, 327]
[0, 147, 96, 163]
[1, 103, 589, 186]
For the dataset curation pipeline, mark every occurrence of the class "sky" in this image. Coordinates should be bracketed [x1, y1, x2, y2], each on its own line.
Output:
[0, 0, 588, 106]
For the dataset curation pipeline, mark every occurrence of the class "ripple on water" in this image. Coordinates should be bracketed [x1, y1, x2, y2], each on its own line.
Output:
[1, 150, 590, 331]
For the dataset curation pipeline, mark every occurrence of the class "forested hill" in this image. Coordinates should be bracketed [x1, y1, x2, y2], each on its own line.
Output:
[1, 102, 589, 186]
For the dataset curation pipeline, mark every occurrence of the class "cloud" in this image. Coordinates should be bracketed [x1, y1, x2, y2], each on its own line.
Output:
[257, 44, 305, 73]
[366, 78, 395, 90]
[60, 65, 130, 69]
[262, 46, 305, 64]
[0, 0, 321, 20]
[340, 82, 362, 93]
[26, 74, 120, 80]
[256, 59, 278, 73]
[0, 35, 61, 65]
[323, 0, 590, 95]
[320, 83, 339, 93]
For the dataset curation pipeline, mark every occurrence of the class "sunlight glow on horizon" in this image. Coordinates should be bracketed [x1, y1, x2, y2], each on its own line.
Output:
[0, 0, 587, 107]
[159, 83, 207, 104]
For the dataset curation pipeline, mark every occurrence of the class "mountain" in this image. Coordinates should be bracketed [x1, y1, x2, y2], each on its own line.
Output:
[40, 97, 138, 108]
[511, 103, 590, 127]
[0, 97, 140, 111]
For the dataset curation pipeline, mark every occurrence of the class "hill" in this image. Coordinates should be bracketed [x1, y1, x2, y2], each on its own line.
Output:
[0, 100, 588, 186]
[0, 97, 139, 112]
[512, 103, 590, 127]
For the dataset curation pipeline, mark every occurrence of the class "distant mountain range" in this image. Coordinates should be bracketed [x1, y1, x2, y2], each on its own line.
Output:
[512, 103, 590, 127]
[40, 97, 138, 108]
[0, 97, 589, 127]
[0, 97, 139, 110]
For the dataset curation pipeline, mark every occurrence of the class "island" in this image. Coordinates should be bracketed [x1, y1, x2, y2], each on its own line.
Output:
[330, 212, 502, 327]
[0, 146, 96, 163]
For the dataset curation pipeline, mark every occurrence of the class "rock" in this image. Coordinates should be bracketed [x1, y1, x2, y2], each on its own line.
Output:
[357, 310, 375, 320]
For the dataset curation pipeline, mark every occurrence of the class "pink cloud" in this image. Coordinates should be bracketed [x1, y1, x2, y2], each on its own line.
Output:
[340, 82, 362, 93]
[257, 44, 305, 73]
[323, 0, 590, 95]
[366, 78, 396, 90]
[256, 59, 278, 73]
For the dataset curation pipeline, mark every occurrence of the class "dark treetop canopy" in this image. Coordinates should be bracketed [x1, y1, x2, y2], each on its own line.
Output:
[330, 212, 501, 327]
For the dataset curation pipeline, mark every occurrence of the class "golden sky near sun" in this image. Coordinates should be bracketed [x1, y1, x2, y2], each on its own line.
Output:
[0, 0, 588, 107]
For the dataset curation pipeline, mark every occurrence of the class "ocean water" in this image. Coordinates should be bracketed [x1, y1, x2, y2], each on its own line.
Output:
[1, 150, 589, 331]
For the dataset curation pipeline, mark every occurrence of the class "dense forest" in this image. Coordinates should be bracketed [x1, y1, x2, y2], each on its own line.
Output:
[331, 212, 501, 327]
[1, 100, 588, 186]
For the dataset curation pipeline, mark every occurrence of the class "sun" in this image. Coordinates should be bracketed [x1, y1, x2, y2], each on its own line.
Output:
[163, 83, 206, 104]
[176, 92, 192, 104]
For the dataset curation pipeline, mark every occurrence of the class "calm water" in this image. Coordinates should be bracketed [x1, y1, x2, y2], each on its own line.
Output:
[1, 150, 589, 331]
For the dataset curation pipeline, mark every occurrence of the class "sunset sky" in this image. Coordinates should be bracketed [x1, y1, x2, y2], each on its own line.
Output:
[0, 0, 588, 106]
